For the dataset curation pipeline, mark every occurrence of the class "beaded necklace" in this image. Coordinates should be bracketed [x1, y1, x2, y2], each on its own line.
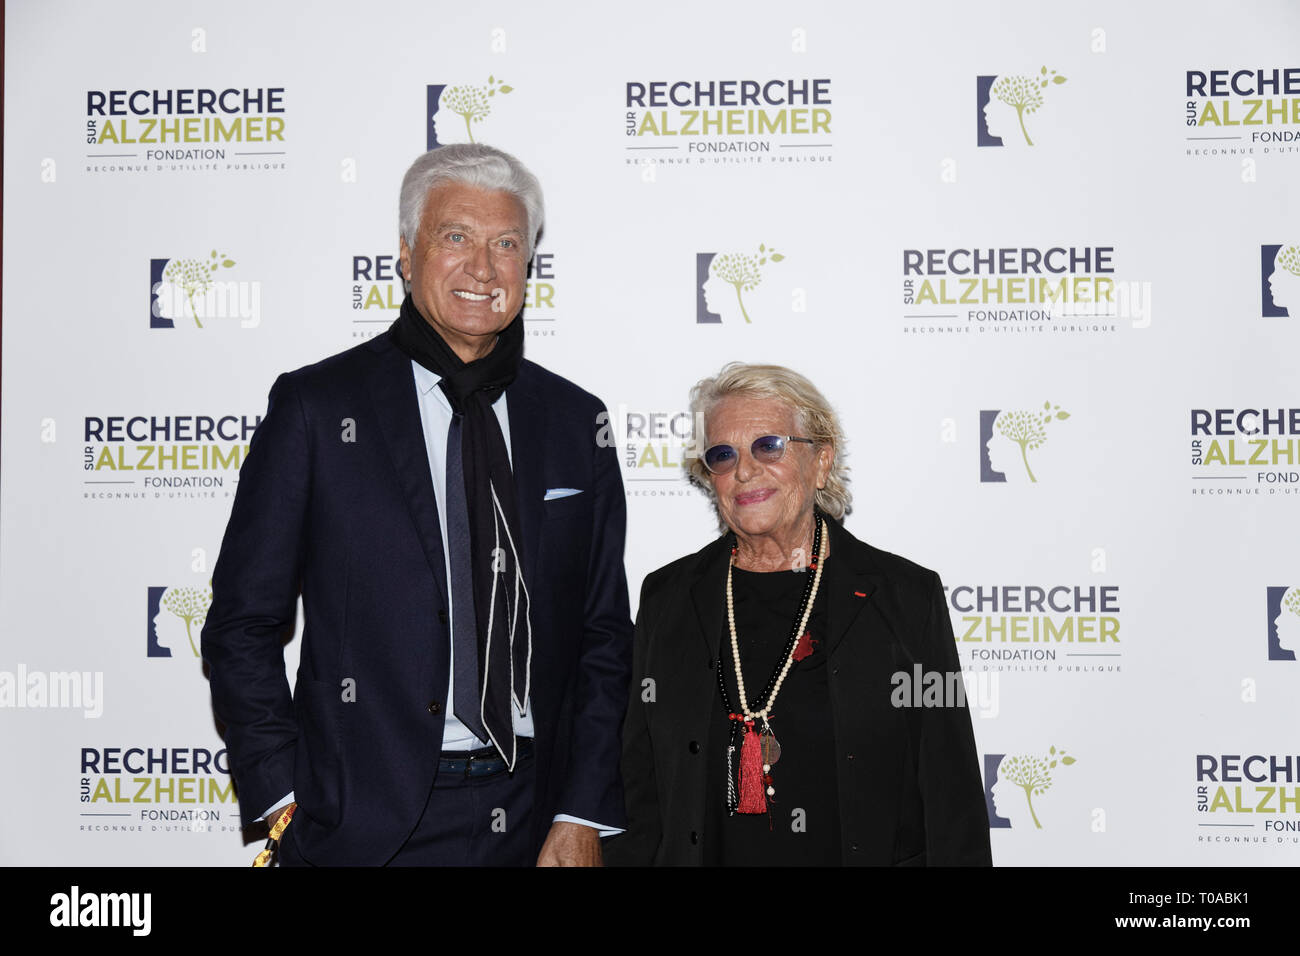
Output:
[719, 513, 828, 815]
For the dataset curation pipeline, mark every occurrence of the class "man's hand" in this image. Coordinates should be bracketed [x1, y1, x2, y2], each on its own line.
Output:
[536, 821, 603, 867]
[265, 803, 292, 833]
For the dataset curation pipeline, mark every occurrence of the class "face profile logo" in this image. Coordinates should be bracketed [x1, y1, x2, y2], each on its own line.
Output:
[980, 402, 1070, 483]
[695, 244, 785, 324]
[985, 746, 1076, 829]
[1267, 587, 1300, 661]
[1262, 244, 1300, 317]
[426, 77, 514, 148]
[146, 584, 212, 658]
[150, 252, 238, 329]
[977, 67, 1068, 146]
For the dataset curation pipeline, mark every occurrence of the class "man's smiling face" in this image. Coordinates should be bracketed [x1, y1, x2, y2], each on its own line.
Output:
[399, 182, 529, 362]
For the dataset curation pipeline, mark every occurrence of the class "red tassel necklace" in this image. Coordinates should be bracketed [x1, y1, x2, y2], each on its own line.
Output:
[720, 514, 828, 815]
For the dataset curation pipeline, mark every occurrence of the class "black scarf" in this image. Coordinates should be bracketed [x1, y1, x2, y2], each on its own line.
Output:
[390, 295, 531, 764]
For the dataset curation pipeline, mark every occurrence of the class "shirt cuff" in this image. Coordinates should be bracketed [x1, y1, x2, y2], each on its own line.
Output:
[259, 792, 296, 823]
[552, 813, 625, 838]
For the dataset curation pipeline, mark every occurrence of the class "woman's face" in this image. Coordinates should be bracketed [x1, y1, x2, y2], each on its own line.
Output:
[705, 396, 832, 549]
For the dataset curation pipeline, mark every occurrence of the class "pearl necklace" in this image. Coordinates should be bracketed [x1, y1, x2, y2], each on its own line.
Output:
[726, 515, 828, 720]
[721, 514, 828, 813]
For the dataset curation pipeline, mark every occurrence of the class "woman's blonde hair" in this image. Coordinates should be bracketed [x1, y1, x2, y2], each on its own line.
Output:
[686, 362, 851, 520]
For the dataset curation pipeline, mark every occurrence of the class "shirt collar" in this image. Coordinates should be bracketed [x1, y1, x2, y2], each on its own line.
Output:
[411, 360, 443, 396]
[410, 360, 507, 409]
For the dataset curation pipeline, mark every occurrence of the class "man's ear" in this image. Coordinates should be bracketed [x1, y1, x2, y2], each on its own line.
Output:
[399, 237, 412, 285]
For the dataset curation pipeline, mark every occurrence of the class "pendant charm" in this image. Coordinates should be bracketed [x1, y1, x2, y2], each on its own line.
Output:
[761, 730, 781, 768]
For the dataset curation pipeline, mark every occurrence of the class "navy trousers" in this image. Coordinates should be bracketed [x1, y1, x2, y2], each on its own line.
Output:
[279, 751, 536, 867]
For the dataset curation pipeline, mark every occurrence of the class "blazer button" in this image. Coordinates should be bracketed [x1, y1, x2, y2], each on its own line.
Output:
[850, 842, 859, 852]
[846, 753, 855, 761]
[438, 610, 449, 625]
[427, 700, 442, 714]
[688, 740, 701, 754]
[689, 831, 699, 845]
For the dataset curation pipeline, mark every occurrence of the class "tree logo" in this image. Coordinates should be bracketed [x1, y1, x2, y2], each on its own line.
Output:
[986, 747, 1076, 829]
[977, 67, 1068, 147]
[695, 245, 785, 324]
[1266, 586, 1300, 662]
[149, 252, 241, 329]
[980, 402, 1070, 483]
[146, 584, 212, 658]
[426, 77, 514, 149]
[1262, 244, 1300, 317]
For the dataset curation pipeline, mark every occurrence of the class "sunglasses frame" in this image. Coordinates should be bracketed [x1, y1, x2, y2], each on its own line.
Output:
[701, 435, 816, 476]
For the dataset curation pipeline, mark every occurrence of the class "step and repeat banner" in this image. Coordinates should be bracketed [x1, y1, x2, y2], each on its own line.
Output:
[2, 0, 1297, 866]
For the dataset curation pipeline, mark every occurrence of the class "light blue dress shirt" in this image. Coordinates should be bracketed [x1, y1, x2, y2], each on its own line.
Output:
[410, 361, 531, 749]
[410, 361, 616, 836]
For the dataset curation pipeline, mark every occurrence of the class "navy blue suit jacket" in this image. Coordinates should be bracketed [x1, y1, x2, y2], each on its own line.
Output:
[201, 331, 632, 865]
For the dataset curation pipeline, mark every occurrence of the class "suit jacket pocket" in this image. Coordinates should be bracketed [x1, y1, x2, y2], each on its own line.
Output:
[293, 678, 343, 828]
[541, 490, 589, 522]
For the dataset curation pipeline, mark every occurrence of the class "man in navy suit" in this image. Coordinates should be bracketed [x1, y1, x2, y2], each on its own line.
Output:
[201, 144, 632, 866]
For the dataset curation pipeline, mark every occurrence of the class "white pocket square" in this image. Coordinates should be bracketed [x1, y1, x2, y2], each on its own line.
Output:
[544, 488, 583, 501]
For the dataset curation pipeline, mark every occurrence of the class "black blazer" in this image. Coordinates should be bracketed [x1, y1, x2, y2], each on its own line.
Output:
[201, 331, 632, 865]
[606, 517, 991, 866]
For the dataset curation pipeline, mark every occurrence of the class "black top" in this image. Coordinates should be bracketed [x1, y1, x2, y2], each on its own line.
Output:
[704, 564, 841, 866]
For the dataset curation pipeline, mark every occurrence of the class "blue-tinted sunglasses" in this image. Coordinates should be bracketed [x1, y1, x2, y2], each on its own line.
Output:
[702, 435, 815, 476]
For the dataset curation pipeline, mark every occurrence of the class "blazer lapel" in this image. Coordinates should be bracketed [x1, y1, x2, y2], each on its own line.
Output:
[689, 536, 732, 661]
[689, 524, 877, 661]
[505, 367, 546, 584]
[367, 337, 449, 608]
[822, 519, 881, 658]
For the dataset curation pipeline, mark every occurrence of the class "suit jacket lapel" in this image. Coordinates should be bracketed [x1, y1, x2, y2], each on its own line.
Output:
[505, 366, 546, 584]
[367, 337, 450, 608]
[689, 536, 732, 661]
[822, 518, 880, 658]
[689, 522, 879, 661]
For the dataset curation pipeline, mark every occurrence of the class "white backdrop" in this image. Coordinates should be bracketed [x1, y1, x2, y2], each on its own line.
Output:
[2, 0, 1298, 866]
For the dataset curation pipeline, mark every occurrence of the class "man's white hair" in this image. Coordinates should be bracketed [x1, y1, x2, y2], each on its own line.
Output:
[399, 143, 544, 259]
